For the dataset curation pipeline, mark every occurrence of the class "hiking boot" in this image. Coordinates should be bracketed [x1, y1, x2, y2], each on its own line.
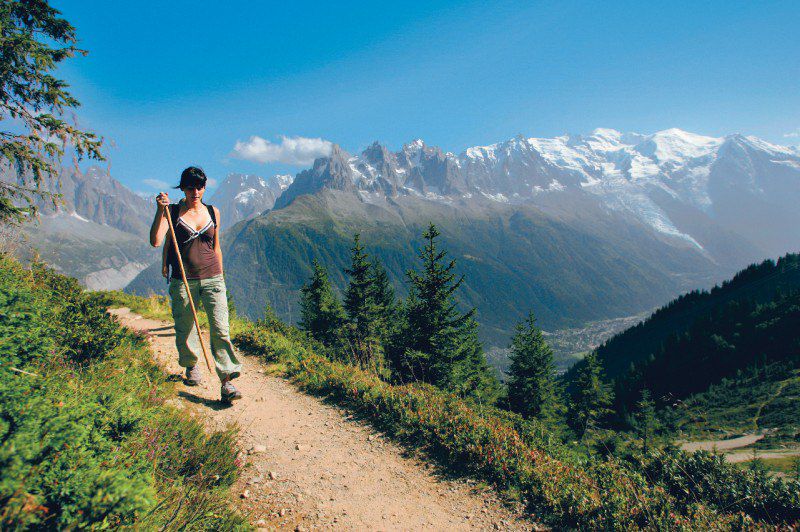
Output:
[184, 366, 202, 386]
[221, 381, 242, 403]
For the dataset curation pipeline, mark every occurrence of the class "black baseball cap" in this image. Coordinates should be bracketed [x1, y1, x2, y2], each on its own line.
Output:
[174, 166, 208, 189]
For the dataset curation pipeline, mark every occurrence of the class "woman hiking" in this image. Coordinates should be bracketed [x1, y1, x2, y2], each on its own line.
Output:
[149, 166, 243, 403]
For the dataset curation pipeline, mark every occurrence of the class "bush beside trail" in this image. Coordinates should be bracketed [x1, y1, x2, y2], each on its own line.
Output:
[0, 256, 248, 530]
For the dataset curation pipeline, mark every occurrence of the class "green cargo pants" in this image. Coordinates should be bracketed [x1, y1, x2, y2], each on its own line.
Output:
[168, 274, 242, 381]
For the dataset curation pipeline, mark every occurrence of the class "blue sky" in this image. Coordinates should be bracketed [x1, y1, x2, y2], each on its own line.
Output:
[55, 0, 800, 194]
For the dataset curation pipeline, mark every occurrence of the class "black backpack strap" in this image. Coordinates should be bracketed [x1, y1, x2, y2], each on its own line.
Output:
[205, 203, 217, 226]
[169, 203, 180, 224]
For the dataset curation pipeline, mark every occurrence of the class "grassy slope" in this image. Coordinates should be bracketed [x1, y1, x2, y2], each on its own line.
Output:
[675, 365, 800, 437]
[0, 257, 247, 529]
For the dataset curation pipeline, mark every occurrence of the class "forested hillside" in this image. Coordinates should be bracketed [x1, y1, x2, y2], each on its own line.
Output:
[565, 253, 800, 415]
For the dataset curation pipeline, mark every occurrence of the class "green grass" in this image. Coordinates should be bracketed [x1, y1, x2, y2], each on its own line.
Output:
[0, 256, 249, 530]
[737, 456, 800, 477]
[92, 289, 174, 322]
[673, 365, 800, 437]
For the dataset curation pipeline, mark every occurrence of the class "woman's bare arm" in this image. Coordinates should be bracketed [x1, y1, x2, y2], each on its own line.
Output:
[150, 192, 170, 247]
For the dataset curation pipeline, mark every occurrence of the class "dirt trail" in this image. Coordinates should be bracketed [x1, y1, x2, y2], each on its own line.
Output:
[109, 308, 537, 531]
[724, 450, 800, 464]
[680, 434, 764, 452]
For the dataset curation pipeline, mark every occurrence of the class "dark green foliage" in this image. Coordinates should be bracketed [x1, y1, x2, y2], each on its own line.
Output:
[370, 259, 396, 343]
[671, 363, 800, 435]
[632, 389, 658, 452]
[0, 0, 104, 223]
[30, 262, 126, 364]
[299, 259, 345, 345]
[568, 351, 613, 439]
[388, 223, 499, 402]
[341, 234, 385, 372]
[564, 253, 800, 429]
[573, 253, 800, 383]
[343, 233, 377, 334]
[0, 255, 246, 529]
[227, 290, 237, 318]
[506, 312, 560, 420]
[617, 290, 800, 412]
[638, 446, 800, 523]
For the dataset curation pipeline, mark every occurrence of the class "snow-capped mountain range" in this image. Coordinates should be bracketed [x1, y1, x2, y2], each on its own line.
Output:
[268, 128, 799, 259]
[209, 172, 294, 225]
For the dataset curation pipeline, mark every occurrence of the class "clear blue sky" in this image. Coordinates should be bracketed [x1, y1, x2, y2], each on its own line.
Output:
[54, 0, 800, 194]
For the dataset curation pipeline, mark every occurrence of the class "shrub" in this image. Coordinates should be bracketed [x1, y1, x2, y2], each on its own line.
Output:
[639, 446, 800, 523]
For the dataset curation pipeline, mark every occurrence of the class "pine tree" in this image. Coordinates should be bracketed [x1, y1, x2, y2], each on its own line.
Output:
[342, 234, 383, 371]
[568, 351, 613, 439]
[506, 312, 560, 419]
[260, 302, 282, 330]
[344, 235, 375, 326]
[633, 388, 658, 453]
[394, 223, 499, 402]
[299, 260, 344, 345]
[370, 260, 396, 342]
[0, 1, 104, 224]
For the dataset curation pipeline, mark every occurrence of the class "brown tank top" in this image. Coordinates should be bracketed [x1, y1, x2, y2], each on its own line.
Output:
[167, 203, 223, 280]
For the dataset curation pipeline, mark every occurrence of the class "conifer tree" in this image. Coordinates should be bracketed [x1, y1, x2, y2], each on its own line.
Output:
[506, 312, 560, 419]
[0, 1, 104, 224]
[633, 388, 658, 453]
[299, 260, 344, 345]
[568, 351, 613, 439]
[342, 234, 383, 370]
[344, 234, 378, 336]
[394, 223, 499, 402]
[370, 260, 396, 342]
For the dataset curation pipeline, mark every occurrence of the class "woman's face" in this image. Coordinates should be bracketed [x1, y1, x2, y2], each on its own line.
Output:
[181, 185, 205, 204]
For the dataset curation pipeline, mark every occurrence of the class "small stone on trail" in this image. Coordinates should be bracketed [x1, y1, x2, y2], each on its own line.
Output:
[248, 476, 263, 485]
[268, 471, 277, 480]
[280, 508, 286, 517]
[368, 435, 376, 441]
[256, 519, 266, 526]
[295, 526, 306, 532]
[249, 444, 267, 454]
[241, 489, 250, 499]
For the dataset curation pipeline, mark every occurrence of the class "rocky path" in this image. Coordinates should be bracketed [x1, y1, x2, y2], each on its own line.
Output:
[109, 308, 538, 531]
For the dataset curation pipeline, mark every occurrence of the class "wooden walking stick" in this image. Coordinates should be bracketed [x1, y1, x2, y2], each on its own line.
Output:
[164, 203, 214, 374]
